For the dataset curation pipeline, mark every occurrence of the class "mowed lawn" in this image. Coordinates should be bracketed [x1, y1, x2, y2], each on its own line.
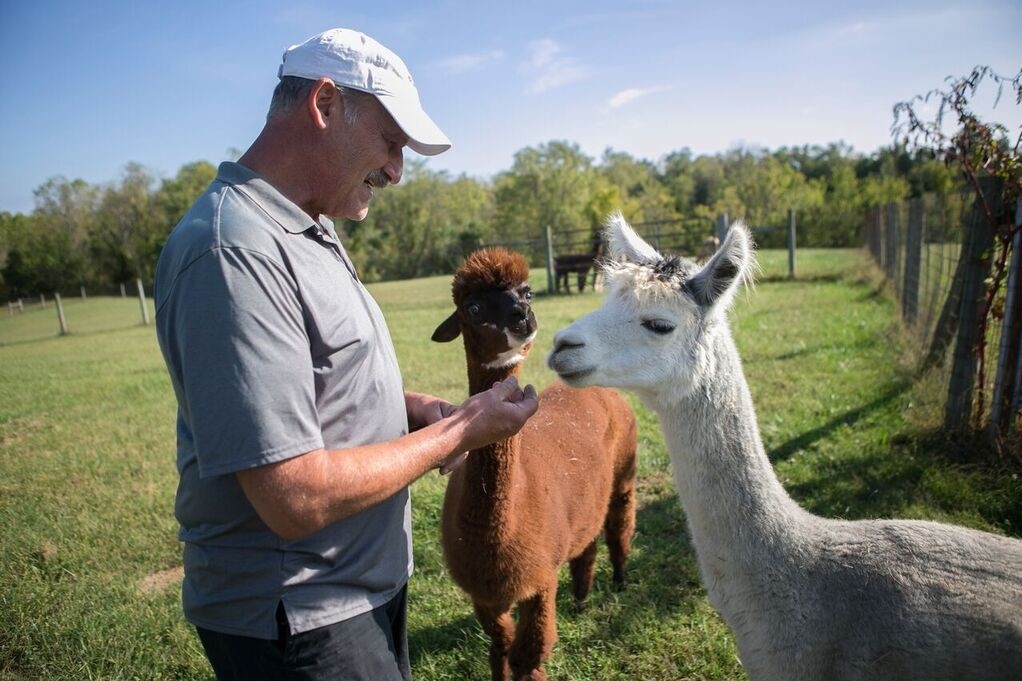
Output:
[2, 249, 1019, 680]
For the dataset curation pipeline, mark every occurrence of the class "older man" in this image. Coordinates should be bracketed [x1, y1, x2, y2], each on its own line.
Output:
[154, 28, 538, 681]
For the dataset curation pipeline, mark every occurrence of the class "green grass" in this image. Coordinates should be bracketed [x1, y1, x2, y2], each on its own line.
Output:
[2, 248, 1020, 680]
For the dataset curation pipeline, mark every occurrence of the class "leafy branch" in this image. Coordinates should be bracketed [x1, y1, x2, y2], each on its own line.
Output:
[893, 66, 1022, 430]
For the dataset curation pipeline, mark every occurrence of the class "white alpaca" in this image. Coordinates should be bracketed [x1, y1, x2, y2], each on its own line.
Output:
[547, 212, 1022, 681]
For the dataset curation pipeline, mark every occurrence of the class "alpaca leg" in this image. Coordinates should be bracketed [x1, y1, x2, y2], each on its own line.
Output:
[473, 602, 515, 681]
[509, 585, 558, 681]
[569, 539, 598, 602]
[604, 476, 637, 588]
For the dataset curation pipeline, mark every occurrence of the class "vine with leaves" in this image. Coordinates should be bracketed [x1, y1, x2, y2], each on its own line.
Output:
[893, 66, 1022, 432]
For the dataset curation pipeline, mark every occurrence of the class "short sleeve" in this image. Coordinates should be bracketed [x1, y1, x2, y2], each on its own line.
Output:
[169, 246, 323, 477]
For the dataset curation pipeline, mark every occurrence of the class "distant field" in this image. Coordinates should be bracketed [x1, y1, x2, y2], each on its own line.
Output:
[2, 248, 1019, 680]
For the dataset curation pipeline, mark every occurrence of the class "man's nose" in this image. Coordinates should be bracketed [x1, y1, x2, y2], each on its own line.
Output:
[385, 149, 404, 185]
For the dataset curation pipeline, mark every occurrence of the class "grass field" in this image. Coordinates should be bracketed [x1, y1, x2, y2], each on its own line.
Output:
[2, 248, 1020, 680]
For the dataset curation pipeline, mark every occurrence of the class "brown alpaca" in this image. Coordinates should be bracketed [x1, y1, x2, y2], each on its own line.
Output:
[431, 247, 638, 681]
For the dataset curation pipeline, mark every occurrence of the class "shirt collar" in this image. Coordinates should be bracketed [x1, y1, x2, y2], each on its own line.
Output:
[215, 161, 333, 236]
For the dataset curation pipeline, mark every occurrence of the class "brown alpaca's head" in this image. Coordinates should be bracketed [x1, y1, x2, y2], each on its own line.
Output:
[432, 247, 538, 370]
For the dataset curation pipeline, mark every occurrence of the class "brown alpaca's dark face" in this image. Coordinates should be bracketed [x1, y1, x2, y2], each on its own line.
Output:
[432, 284, 538, 368]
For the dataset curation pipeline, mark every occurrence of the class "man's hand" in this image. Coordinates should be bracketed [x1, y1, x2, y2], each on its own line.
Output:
[439, 377, 539, 474]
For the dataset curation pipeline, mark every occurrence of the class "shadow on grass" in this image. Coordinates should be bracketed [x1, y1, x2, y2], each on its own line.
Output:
[775, 405, 1022, 537]
[768, 381, 912, 463]
[0, 321, 150, 348]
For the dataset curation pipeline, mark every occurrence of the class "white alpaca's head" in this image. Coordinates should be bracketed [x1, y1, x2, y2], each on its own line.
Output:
[547, 212, 754, 403]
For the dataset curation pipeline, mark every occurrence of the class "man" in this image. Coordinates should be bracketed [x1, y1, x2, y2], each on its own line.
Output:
[153, 27, 539, 681]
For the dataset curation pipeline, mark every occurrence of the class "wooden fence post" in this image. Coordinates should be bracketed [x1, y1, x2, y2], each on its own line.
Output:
[54, 293, 68, 335]
[902, 198, 924, 325]
[945, 177, 1001, 432]
[787, 209, 796, 279]
[136, 278, 150, 326]
[989, 197, 1022, 439]
[884, 203, 899, 283]
[544, 225, 555, 295]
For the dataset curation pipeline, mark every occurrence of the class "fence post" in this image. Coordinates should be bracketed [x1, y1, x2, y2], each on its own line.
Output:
[989, 197, 1022, 440]
[884, 203, 899, 283]
[902, 198, 924, 325]
[80, 285, 87, 301]
[945, 178, 1001, 432]
[40, 293, 46, 308]
[136, 278, 150, 326]
[120, 282, 126, 298]
[544, 225, 555, 295]
[54, 293, 69, 335]
[787, 209, 796, 279]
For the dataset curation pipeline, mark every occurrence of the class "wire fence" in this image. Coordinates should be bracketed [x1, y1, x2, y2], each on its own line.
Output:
[864, 190, 1022, 447]
[1, 279, 152, 344]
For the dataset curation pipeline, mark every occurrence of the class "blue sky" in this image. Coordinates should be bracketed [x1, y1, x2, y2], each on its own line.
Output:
[1, 0, 1019, 215]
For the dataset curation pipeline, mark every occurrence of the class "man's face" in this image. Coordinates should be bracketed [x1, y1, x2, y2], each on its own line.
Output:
[326, 92, 407, 221]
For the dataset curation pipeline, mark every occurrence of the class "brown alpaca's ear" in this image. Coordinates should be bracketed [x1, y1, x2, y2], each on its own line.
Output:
[431, 312, 462, 342]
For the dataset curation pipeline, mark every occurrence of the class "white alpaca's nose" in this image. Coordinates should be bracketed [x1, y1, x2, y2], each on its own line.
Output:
[550, 330, 584, 356]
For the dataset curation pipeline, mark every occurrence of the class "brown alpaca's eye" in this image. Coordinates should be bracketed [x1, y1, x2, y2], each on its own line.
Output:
[641, 319, 675, 335]
[467, 302, 482, 318]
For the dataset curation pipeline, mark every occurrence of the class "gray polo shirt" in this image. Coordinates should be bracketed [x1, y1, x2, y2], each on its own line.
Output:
[154, 162, 411, 639]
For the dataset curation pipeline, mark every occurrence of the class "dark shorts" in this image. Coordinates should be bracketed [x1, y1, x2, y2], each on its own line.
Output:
[196, 586, 411, 681]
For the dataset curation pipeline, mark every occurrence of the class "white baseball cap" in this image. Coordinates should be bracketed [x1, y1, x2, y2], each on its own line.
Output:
[279, 28, 452, 156]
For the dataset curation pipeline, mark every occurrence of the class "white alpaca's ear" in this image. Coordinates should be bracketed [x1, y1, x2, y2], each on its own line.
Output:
[687, 222, 753, 312]
[604, 211, 661, 263]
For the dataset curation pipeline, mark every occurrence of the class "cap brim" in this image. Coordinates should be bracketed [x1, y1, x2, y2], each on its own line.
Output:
[376, 93, 452, 156]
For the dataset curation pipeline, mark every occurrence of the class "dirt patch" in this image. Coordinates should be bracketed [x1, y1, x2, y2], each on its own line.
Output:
[136, 566, 183, 596]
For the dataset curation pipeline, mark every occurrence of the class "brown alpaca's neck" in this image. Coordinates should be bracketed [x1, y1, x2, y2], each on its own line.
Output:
[451, 359, 525, 537]
[467, 359, 522, 396]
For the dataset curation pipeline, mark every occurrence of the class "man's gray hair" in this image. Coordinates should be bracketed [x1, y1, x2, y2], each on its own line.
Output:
[268, 76, 368, 125]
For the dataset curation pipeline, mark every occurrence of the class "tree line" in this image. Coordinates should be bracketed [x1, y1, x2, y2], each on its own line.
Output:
[0, 140, 956, 297]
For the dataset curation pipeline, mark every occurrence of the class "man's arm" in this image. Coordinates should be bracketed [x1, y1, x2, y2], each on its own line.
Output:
[235, 377, 537, 540]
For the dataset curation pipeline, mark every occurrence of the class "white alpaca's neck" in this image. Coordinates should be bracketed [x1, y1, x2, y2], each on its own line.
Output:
[649, 326, 808, 615]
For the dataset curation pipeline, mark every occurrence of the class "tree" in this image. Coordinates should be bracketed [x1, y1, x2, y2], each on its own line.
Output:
[91, 163, 163, 286]
[494, 141, 596, 261]
[30, 176, 99, 292]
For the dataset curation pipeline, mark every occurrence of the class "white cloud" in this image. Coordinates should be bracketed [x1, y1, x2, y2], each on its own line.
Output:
[608, 85, 672, 109]
[434, 50, 505, 74]
[523, 39, 588, 94]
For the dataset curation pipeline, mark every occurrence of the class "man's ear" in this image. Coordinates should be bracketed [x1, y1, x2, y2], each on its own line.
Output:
[431, 312, 461, 342]
[308, 77, 336, 130]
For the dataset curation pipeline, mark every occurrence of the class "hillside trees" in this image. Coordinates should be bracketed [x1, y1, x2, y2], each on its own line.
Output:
[2, 136, 973, 295]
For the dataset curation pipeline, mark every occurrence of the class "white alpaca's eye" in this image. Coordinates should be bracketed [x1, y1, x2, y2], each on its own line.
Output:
[641, 319, 676, 335]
